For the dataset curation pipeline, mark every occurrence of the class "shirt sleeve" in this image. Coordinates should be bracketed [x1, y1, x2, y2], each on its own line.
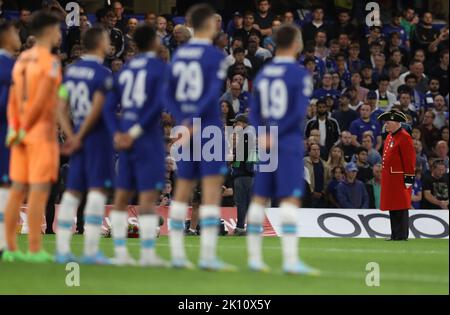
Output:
[399, 132, 416, 176]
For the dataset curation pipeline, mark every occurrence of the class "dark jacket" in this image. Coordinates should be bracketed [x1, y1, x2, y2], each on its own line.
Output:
[336, 179, 369, 209]
[305, 116, 341, 152]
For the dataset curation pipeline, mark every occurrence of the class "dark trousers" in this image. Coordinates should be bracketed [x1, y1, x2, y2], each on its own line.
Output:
[389, 210, 409, 240]
[233, 176, 253, 229]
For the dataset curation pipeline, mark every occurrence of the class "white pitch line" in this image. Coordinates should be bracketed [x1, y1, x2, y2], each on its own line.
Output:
[59, 239, 449, 255]
[321, 270, 449, 285]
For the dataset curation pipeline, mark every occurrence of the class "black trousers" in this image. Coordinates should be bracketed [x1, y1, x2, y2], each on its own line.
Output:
[389, 210, 409, 240]
[233, 176, 253, 229]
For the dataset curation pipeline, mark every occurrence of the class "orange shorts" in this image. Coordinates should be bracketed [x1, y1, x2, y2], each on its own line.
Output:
[9, 141, 59, 184]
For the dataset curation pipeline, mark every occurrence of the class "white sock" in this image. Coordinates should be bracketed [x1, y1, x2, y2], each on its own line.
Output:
[56, 192, 80, 255]
[110, 210, 128, 257]
[83, 191, 107, 257]
[139, 214, 158, 260]
[199, 205, 220, 262]
[280, 202, 299, 266]
[169, 201, 188, 261]
[246, 202, 265, 265]
[0, 188, 9, 250]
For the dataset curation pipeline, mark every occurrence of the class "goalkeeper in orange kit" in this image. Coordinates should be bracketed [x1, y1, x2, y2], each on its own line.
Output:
[2, 11, 62, 263]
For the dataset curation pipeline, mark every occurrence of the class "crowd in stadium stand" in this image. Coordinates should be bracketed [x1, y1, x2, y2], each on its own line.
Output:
[0, 0, 448, 231]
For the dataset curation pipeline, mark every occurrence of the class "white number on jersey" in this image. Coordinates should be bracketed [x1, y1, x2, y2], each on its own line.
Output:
[172, 61, 204, 102]
[302, 75, 313, 97]
[65, 80, 90, 120]
[119, 69, 147, 108]
[258, 79, 288, 119]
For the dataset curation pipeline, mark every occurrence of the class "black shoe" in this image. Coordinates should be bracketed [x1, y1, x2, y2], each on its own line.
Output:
[234, 228, 247, 236]
[185, 229, 198, 236]
[0, 250, 3, 259]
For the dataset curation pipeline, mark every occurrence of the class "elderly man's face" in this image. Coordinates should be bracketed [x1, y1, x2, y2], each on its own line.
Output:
[436, 141, 449, 157]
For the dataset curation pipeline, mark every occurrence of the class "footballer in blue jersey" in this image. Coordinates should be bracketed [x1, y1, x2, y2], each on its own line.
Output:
[55, 28, 114, 264]
[103, 25, 168, 267]
[0, 21, 21, 256]
[166, 4, 235, 271]
[246, 24, 319, 275]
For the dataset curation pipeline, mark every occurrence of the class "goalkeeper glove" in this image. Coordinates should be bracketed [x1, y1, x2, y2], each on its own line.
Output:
[6, 119, 26, 147]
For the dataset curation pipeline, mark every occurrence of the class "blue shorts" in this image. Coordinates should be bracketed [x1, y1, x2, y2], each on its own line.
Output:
[66, 133, 114, 191]
[176, 135, 227, 180]
[116, 140, 165, 192]
[253, 151, 304, 199]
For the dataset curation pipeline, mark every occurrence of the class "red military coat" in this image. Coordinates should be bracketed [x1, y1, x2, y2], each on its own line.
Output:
[380, 128, 416, 211]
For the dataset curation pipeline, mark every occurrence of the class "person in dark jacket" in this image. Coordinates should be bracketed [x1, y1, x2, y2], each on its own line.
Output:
[336, 163, 369, 208]
[305, 99, 341, 156]
[231, 114, 255, 236]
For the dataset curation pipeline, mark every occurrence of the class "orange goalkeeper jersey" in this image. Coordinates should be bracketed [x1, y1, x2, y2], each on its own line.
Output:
[7, 45, 62, 143]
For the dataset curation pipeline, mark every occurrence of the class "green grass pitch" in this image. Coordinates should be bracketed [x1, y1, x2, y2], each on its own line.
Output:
[0, 235, 448, 295]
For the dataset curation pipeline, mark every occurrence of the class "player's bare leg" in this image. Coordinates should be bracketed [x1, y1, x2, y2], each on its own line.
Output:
[138, 190, 168, 267]
[110, 189, 135, 266]
[0, 183, 10, 256]
[80, 188, 110, 264]
[279, 197, 319, 276]
[247, 195, 270, 272]
[24, 183, 54, 262]
[198, 174, 236, 271]
[169, 178, 195, 268]
[55, 189, 81, 263]
[2, 182, 27, 262]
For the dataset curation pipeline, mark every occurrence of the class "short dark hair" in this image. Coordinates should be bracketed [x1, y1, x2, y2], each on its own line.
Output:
[356, 146, 368, 155]
[405, 73, 417, 82]
[233, 47, 245, 55]
[83, 27, 107, 51]
[29, 10, 61, 37]
[274, 24, 300, 50]
[133, 24, 157, 51]
[378, 74, 390, 82]
[187, 3, 215, 31]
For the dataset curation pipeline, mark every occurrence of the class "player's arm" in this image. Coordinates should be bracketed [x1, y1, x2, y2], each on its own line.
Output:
[128, 69, 165, 140]
[76, 91, 106, 140]
[6, 82, 21, 146]
[76, 72, 113, 141]
[57, 84, 75, 139]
